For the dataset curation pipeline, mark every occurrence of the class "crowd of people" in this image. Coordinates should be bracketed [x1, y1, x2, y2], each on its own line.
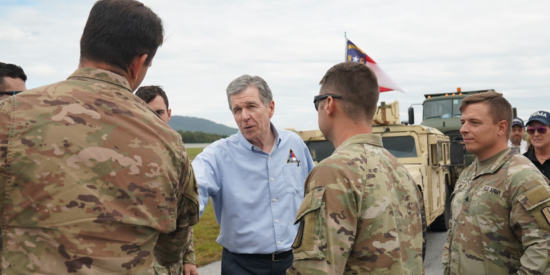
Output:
[2, 0, 550, 275]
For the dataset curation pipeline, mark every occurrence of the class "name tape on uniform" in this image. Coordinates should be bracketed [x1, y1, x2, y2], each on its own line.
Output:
[482, 186, 503, 197]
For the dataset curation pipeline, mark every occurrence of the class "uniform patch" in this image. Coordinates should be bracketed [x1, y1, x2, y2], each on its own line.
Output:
[482, 186, 503, 197]
[542, 207, 550, 225]
[287, 149, 301, 167]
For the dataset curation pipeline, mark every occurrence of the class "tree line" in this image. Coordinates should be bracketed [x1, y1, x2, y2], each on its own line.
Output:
[177, 130, 228, 143]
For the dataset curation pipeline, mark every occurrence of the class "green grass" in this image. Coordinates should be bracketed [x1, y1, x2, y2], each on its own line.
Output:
[186, 147, 204, 160]
[194, 200, 222, 267]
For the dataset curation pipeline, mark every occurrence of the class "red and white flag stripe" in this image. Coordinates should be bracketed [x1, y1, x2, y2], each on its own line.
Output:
[365, 55, 404, 93]
[346, 38, 404, 93]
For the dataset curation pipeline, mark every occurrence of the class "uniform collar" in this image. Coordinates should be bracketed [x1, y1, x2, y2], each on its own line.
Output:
[67, 68, 132, 92]
[335, 133, 383, 153]
[474, 147, 514, 177]
[237, 123, 281, 153]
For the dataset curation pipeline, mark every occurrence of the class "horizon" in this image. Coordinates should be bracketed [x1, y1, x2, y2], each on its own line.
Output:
[2, 0, 549, 130]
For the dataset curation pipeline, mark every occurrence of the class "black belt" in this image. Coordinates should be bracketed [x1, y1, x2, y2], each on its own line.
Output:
[230, 249, 292, 262]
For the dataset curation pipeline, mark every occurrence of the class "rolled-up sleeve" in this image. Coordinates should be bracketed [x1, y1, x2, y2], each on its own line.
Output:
[154, 154, 200, 267]
[182, 229, 196, 265]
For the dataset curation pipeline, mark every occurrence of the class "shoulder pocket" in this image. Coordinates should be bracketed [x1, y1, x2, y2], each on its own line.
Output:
[292, 187, 325, 260]
[518, 185, 550, 230]
[183, 169, 200, 226]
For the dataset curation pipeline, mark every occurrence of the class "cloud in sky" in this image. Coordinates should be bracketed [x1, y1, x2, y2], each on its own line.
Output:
[1, 0, 549, 130]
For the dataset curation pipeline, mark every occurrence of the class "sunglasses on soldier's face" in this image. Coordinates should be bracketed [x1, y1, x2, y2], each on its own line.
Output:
[0, 91, 22, 96]
[313, 94, 342, 111]
[527, 126, 548, 135]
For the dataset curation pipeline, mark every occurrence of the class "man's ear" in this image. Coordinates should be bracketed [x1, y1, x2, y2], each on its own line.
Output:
[167, 108, 172, 122]
[325, 96, 336, 116]
[498, 120, 508, 136]
[129, 54, 148, 80]
[268, 100, 275, 118]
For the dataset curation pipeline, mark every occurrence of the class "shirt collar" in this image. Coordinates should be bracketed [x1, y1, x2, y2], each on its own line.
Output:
[334, 133, 383, 153]
[524, 149, 536, 161]
[237, 123, 281, 152]
[474, 147, 514, 177]
[67, 68, 132, 92]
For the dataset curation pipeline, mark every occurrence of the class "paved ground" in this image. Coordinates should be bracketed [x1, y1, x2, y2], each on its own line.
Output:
[185, 143, 211, 148]
[424, 230, 447, 275]
[197, 260, 221, 274]
[197, 230, 448, 275]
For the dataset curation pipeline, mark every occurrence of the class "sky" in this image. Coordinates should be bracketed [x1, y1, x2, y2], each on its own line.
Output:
[1, 0, 549, 131]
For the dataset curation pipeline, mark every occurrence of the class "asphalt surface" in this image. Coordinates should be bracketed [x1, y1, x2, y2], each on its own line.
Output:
[197, 230, 448, 275]
[424, 230, 447, 275]
[185, 143, 211, 148]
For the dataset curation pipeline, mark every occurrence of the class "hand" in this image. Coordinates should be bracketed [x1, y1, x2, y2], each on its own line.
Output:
[184, 264, 199, 275]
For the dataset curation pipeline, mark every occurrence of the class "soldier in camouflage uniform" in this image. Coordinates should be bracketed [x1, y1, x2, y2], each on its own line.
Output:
[0, 1, 199, 274]
[0, 62, 27, 101]
[288, 62, 424, 275]
[136, 86, 198, 275]
[442, 91, 550, 275]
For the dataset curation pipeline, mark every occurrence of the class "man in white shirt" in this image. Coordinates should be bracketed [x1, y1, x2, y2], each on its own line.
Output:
[508, 117, 527, 154]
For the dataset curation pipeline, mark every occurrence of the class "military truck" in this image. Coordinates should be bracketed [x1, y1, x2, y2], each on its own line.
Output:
[295, 101, 465, 233]
[409, 88, 506, 166]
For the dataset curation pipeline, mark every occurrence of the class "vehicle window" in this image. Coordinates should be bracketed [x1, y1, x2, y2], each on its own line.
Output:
[305, 136, 417, 163]
[424, 100, 452, 120]
[306, 140, 335, 163]
[382, 136, 417, 158]
[452, 98, 462, 117]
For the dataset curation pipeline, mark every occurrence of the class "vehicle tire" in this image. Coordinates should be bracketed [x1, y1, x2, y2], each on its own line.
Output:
[431, 182, 452, 232]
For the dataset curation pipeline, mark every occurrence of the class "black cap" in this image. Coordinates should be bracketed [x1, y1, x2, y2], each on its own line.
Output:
[512, 117, 525, 128]
[526, 111, 550, 126]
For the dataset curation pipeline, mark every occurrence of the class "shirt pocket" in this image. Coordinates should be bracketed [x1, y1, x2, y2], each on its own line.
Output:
[292, 187, 326, 260]
[471, 186, 508, 217]
[283, 164, 304, 194]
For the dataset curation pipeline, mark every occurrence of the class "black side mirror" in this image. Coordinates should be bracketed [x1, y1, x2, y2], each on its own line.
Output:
[408, 107, 415, 125]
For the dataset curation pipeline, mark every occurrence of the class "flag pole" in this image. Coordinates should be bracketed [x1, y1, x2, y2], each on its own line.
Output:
[344, 32, 347, 61]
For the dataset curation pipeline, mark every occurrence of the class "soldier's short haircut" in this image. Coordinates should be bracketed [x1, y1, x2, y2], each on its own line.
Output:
[226, 75, 273, 110]
[135, 85, 169, 109]
[319, 62, 379, 121]
[0, 62, 27, 91]
[459, 91, 513, 137]
[80, 0, 164, 72]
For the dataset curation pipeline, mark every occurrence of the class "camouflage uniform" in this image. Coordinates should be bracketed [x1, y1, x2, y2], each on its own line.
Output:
[153, 230, 195, 274]
[442, 148, 550, 275]
[288, 134, 424, 275]
[0, 68, 199, 274]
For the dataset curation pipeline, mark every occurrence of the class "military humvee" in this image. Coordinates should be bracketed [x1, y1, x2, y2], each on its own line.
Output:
[294, 101, 464, 232]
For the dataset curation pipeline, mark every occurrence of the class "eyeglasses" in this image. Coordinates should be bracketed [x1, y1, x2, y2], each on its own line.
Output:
[527, 126, 548, 135]
[0, 91, 22, 96]
[313, 94, 342, 111]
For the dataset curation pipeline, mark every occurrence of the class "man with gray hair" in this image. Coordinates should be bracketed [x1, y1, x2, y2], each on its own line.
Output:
[192, 75, 314, 275]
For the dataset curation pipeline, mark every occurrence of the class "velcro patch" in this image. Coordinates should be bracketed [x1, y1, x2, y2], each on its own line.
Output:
[482, 186, 503, 197]
[292, 187, 325, 253]
[542, 207, 550, 226]
[526, 186, 550, 206]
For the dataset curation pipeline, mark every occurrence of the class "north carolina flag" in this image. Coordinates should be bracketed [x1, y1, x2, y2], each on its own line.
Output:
[346, 39, 404, 93]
